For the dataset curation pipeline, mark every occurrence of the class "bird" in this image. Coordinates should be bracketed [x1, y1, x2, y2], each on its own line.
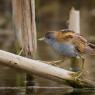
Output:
[39, 29, 95, 79]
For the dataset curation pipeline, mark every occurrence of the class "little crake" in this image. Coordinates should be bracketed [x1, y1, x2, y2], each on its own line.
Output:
[40, 29, 95, 79]
[44, 29, 95, 57]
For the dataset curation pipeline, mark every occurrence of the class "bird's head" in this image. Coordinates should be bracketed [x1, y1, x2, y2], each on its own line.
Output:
[45, 31, 56, 40]
[39, 29, 75, 43]
[38, 31, 56, 42]
[45, 29, 75, 42]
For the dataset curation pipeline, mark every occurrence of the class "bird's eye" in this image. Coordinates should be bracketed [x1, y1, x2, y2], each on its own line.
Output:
[45, 32, 51, 39]
[45, 36, 50, 39]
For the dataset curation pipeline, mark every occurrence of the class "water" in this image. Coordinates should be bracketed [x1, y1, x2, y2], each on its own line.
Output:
[0, 56, 95, 95]
[0, 86, 95, 95]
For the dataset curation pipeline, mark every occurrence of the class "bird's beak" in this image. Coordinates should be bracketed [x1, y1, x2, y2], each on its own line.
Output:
[38, 37, 45, 41]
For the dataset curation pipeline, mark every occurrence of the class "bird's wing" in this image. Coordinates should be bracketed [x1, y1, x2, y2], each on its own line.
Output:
[57, 31, 88, 53]
[55, 31, 75, 42]
[69, 34, 95, 54]
[72, 34, 88, 53]
[54, 30, 90, 53]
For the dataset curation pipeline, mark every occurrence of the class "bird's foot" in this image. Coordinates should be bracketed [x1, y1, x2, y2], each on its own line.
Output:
[75, 71, 83, 80]
[71, 70, 84, 81]
[37, 60, 63, 65]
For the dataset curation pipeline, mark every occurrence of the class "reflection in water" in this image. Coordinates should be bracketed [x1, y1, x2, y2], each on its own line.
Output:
[0, 88, 25, 95]
[65, 88, 95, 95]
[0, 87, 95, 95]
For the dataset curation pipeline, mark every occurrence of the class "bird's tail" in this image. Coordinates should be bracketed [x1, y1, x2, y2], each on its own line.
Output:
[88, 43, 95, 49]
[88, 42, 95, 55]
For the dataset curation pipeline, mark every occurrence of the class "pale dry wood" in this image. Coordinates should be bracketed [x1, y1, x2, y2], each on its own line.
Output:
[69, 7, 80, 33]
[0, 50, 95, 88]
[12, 0, 37, 57]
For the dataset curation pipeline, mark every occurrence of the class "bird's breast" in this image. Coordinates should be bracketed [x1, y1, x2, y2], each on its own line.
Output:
[45, 39, 78, 57]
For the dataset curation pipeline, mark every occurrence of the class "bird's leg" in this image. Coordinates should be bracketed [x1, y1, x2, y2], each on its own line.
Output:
[81, 57, 85, 70]
[73, 56, 85, 80]
[51, 57, 67, 66]
[51, 60, 64, 66]
[44, 60, 63, 65]
[36, 60, 63, 66]
[79, 55, 85, 70]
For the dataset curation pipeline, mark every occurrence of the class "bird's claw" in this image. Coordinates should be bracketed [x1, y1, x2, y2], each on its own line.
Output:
[75, 71, 83, 80]
[71, 71, 83, 81]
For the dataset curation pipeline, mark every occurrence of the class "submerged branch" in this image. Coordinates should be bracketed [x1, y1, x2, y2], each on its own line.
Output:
[0, 50, 95, 88]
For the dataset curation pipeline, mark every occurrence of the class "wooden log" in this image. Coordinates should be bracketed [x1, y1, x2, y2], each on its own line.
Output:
[0, 50, 95, 88]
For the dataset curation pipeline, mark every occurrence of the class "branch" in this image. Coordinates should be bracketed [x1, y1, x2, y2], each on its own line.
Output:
[0, 50, 95, 88]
